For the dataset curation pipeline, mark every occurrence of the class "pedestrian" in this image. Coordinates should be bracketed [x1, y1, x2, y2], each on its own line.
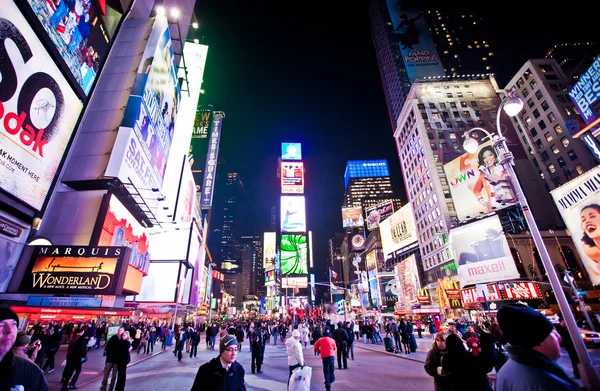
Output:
[0, 308, 48, 391]
[191, 335, 246, 391]
[311, 325, 322, 356]
[13, 331, 41, 363]
[272, 324, 279, 345]
[115, 331, 132, 391]
[400, 319, 411, 354]
[286, 329, 305, 379]
[314, 331, 337, 391]
[555, 315, 580, 379]
[416, 319, 423, 339]
[407, 320, 418, 352]
[137, 328, 148, 354]
[391, 320, 401, 353]
[100, 326, 123, 391]
[249, 324, 264, 374]
[300, 323, 310, 348]
[206, 323, 212, 350]
[496, 304, 579, 391]
[333, 322, 349, 370]
[43, 325, 61, 373]
[176, 327, 187, 361]
[345, 322, 355, 360]
[148, 326, 156, 355]
[440, 330, 494, 390]
[210, 323, 218, 350]
[235, 325, 245, 352]
[61, 326, 88, 390]
[424, 332, 450, 391]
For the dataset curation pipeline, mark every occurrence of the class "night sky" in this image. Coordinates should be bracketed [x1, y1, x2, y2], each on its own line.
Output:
[192, 0, 597, 289]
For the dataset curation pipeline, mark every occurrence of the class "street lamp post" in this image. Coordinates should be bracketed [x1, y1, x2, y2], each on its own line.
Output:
[462, 91, 600, 388]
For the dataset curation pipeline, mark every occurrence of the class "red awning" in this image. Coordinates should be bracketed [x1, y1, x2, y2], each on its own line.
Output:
[11, 306, 132, 317]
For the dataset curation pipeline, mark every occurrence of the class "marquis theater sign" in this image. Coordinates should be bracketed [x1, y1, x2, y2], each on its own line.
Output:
[20, 246, 130, 295]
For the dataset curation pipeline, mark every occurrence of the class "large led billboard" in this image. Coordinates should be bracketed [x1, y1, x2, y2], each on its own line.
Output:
[385, 1, 445, 82]
[106, 16, 179, 198]
[342, 207, 364, 228]
[281, 143, 302, 160]
[174, 161, 196, 223]
[190, 109, 212, 189]
[0, 2, 83, 211]
[282, 276, 308, 288]
[344, 160, 389, 189]
[281, 196, 306, 233]
[23, 0, 117, 96]
[365, 200, 394, 231]
[568, 55, 600, 126]
[444, 141, 517, 222]
[281, 162, 304, 194]
[449, 215, 520, 285]
[551, 166, 600, 285]
[263, 232, 276, 270]
[379, 204, 417, 256]
[280, 234, 308, 275]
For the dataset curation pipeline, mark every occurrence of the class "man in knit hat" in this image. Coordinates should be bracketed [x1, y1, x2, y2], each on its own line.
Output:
[191, 334, 246, 390]
[0, 307, 48, 390]
[496, 303, 579, 391]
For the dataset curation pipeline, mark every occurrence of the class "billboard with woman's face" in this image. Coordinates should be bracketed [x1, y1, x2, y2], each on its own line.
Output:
[551, 166, 600, 285]
[443, 141, 517, 222]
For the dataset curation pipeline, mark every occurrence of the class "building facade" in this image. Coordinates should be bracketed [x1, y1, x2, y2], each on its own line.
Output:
[505, 59, 597, 190]
[343, 160, 397, 208]
[240, 235, 263, 296]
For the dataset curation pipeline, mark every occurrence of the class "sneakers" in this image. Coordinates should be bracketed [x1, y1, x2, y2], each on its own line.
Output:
[257, 370, 263, 374]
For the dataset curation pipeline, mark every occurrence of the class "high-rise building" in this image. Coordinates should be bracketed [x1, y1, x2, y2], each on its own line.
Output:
[545, 42, 600, 82]
[343, 160, 397, 209]
[393, 77, 562, 287]
[504, 59, 597, 190]
[240, 235, 263, 296]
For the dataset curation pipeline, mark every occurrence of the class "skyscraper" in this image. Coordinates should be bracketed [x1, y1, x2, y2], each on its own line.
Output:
[240, 235, 263, 296]
[343, 160, 398, 209]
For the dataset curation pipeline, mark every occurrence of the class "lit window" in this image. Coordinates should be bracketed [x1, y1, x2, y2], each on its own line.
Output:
[551, 144, 560, 154]
[545, 132, 553, 142]
[485, 66, 491, 70]
[561, 137, 569, 148]
[489, 52, 494, 56]
[482, 57, 488, 61]
[554, 124, 563, 134]
[548, 164, 556, 174]
[576, 165, 584, 175]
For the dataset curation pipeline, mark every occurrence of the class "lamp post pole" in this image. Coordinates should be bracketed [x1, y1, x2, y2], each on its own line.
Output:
[463, 93, 600, 388]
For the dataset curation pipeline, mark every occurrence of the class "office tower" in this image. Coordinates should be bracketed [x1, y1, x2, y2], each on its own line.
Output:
[545, 42, 600, 82]
[393, 76, 562, 287]
[343, 160, 396, 209]
[240, 235, 263, 295]
[505, 59, 597, 190]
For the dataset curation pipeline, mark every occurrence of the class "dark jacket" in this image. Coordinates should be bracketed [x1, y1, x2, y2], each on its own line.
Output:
[345, 327, 355, 343]
[67, 335, 87, 361]
[249, 329, 263, 346]
[116, 339, 131, 367]
[0, 349, 48, 391]
[424, 345, 450, 391]
[333, 327, 349, 345]
[191, 357, 246, 391]
[441, 332, 495, 391]
[104, 334, 121, 364]
[495, 345, 580, 391]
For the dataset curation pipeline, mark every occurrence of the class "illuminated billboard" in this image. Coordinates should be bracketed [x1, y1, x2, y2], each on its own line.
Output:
[443, 141, 517, 222]
[174, 162, 196, 223]
[106, 16, 179, 196]
[365, 200, 395, 231]
[379, 204, 417, 256]
[551, 166, 600, 285]
[281, 196, 306, 233]
[221, 260, 241, 274]
[281, 162, 305, 194]
[385, 1, 445, 82]
[20, 246, 130, 295]
[280, 234, 308, 275]
[344, 160, 389, 189]
[190, 109, 212, 189]
[265, 269, 276, 285]
[449, 215, 520, 285]
[282, 276, 308, 288]
[282, 143, 302, 160]
[23, 0, 118, 96]
[200, 113, 224, 209]
[263, 232, 276, 270]
[0, 2, 83, 211]
[568, 55, 600, 126]
[394, 254, 420, 305]
[351, 230, 366, 251]
[342, 207, 364, 228]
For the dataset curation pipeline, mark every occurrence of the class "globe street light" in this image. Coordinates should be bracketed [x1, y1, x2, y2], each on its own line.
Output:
[463, 91, 600, 388]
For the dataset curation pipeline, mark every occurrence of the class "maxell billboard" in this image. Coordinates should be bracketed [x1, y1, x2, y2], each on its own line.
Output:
[0, 2, 83, 211]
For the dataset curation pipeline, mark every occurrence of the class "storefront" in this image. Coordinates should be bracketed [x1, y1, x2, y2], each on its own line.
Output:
[11, 306, 132, 331]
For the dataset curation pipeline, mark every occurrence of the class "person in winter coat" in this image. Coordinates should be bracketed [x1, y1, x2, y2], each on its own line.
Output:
[286, 330, 305, 378]
[311, 326, 322, 355]
[115, 332, 132, 391]
[249, 326, 264, 374]
[332, 322, 349, 370]
[191, 335, 246, 391]
[399, 319, 410, 354]
[43, 326, 62, 373]
[235, 326, 245, 352]
[440, 331, 495, 390]
[495, 304, 580, 391]
[61, 326, 88, 391]
[314, 332, 337, 391]
[300, 324, 310, 348]
[345, 322, 356, 360]
[424, 332, 450, 391]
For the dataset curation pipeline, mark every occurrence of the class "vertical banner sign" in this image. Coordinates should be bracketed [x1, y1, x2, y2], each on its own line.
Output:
[106, 16, 179, 202]
[551, 166, 600, 285]
[200, 113, 224, 209]
[1, 2, 83, 211]
[189, 109, 212, 190]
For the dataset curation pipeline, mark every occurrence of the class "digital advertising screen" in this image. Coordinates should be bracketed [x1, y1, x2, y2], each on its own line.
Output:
[443, 141, 517, 222]
[365, 200, 395, 231]
[190, 109, 212, 190]
[135, 262, 180, 302]
[551, 166, 600, 285]
[265, 269, 276, 285]
[280, 234, 308, 275]
[281, 162, 304, 194]
[449, 215, 520, 285]
[174, 162, 196, 223]
[342, 207, 364, 228]
[351, 230, 366, 251]
[282, 276, 308, 288]
[23, 0, 117, 96]
[379, 204, 417, 256]
[0, 2, 83, 211]
[394, 255, 420, 305]
[380, 273, 399, 309]
[281, 196, 306, 233]
[263, 232, 276, 270]
[568, 55, 600, 125]
[281, 143, 302, 160]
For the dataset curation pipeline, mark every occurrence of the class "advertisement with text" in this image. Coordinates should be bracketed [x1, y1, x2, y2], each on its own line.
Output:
[281, 161, 304, 194]
[341, 207, 364, 228]
[551, 166, 600, 285]
[444, 141, 517, 222]
[394, 254, 420, 306]
[281, 143, 302, 160]
[1, 2, 83, 211]
[379, 203, 417, 256]
[449, 215, 520, 285]
[365, 200, 394, 231]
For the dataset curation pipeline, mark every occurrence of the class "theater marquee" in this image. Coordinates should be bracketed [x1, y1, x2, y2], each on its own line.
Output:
[20, 246, 130, 295]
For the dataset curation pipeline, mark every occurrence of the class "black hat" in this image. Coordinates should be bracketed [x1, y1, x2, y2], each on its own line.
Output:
[0, 307, 18, 327]
[497, 303, 554, 349]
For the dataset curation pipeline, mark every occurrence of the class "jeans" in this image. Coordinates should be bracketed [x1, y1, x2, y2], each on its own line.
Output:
[147, 339, 154, 354]
[43, 349, 57, 371]
[289, 363, 301, 379]
[210, 336, 216, 350]
[190, 343, 198, 357]
[322, 356, 335, 389]
[336, 342, 347, 369]
[347, 341, 354, 360]
[61, 357, 82, 388]
[273, 333, 278, 345]
[115, 363, 127, 391]
[100, 362, 118, 391]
